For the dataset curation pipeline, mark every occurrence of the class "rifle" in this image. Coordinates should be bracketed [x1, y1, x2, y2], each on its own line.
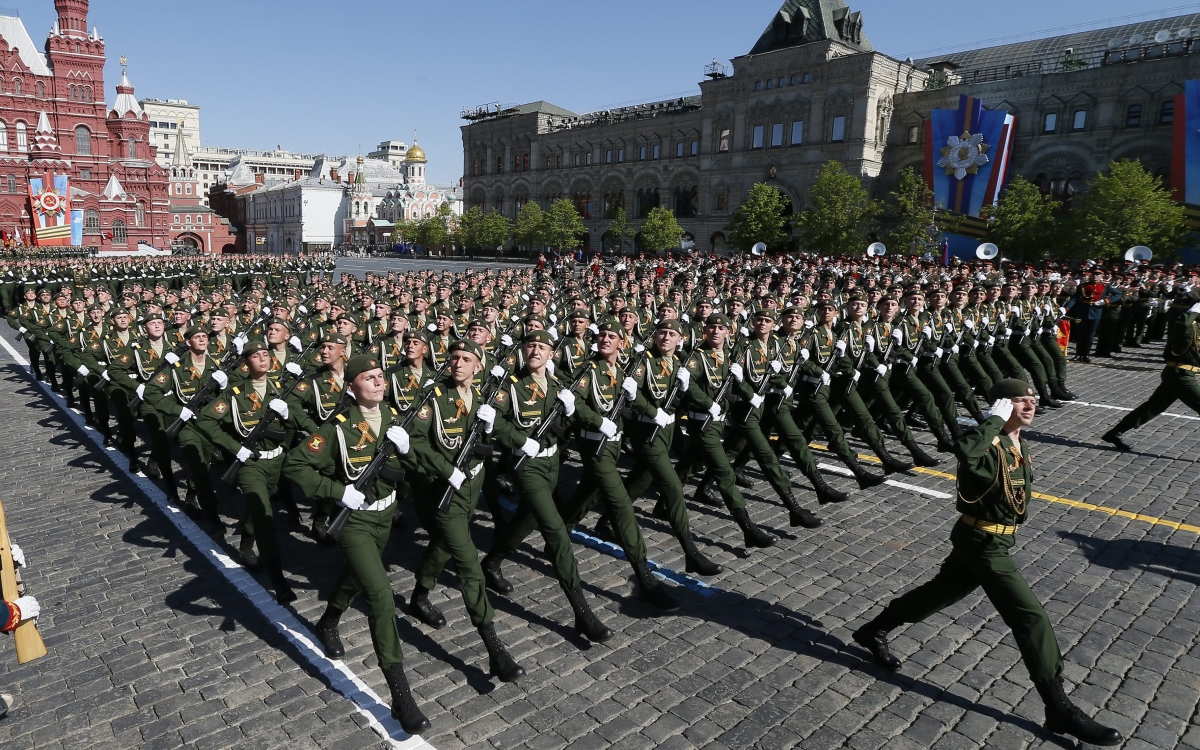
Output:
[0, 495, 45, 664]
[808, 335, 846, 397]
[434, 363, 513, 513]
[512, 364, 591, 472]
[645, 340, 698, 444]
[843, 330, 871, 396]
[220, 338, 322, 485]
[164, 342, 249, 440]
[593, 331, 655, 457]
[128, 340, 191, 410]
[875, 326, 898, 383]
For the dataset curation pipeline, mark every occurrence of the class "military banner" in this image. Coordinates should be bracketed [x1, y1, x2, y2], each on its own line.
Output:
[27, 173, 72, 247]
[924, 95, 1015, 218]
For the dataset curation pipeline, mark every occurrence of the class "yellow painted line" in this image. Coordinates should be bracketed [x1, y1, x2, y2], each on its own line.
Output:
[802, 442, 1200, 535]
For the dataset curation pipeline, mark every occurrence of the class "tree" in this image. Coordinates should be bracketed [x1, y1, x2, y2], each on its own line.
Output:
[1070, 159, 1188, 260]
[541, 198, 586, 250]
[725, 182, 789, 253]
[606, 207, 633, 255]
[638, 207, 685, 252]
[456, 206, 483, 249]
[478, 209, 512, 251]
[885, 166, 934, 254]
[981, 176, 1059, 261]
[795, 161, 880, 255]
[390, 218, 412, 244]
[513, 201, 544, 251]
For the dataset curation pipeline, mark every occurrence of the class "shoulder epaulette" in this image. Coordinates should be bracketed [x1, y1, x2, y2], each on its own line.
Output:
[232, 386, 241, 395]
[389, 407, 398, 415]
[434, 386, 442, 396]
[335, 413, 347, 423]
[510, 375, 518, 383]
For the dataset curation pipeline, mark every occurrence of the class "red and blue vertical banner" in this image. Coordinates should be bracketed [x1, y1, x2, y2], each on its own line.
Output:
[1172, 82, 1200, 203]
[27, 173, 71, 246]
[924, 95, 1015, 217]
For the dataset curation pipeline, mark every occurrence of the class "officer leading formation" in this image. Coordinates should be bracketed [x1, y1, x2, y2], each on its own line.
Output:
[5, 247, 1198, 743]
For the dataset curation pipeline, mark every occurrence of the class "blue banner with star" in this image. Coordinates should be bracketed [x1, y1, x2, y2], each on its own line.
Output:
[925, 95, 1014, 217]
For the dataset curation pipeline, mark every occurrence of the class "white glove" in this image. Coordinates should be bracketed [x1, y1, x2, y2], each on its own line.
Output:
[427, 323, 437, 331]
[13, 595, 38, 622]
[339, 484, 366, 510]
[233, 337, 246, 355]
[386, 425, 410, 454]
[1011, 305, 1021, 316]
[749, 394, 764, 409]
[9, 543, 24, 568]
[236, 446, 254, 463]
[546, 361, 555, 376]
[850, 371, 860, 383]
[556, 389, 575, 416]
[770, 360, 783, 374]
[500, 334, 513, 347]
[77, 365, 89, 377]
[653, 408, 672, 428]
[547, 328, 558, 341]
[804, 319, 815, 329]
[951, 345, 959, 354]
[598, 418, 618, 439]
[634, 344, 646, 354]
[892, 329, 904, 343]
[100, 370, 111, 383]
[549, 314, 558, 324]
[835, 340, 847, 355]
[269, 398, 289, 419]
[799, 348, 810, 362]
[476, 403, 496, 433]
[423, 379, 434, 387]
[729, 363, 744, 382]
[490, 365, 505, 379]
[17, 326, 26, 334]
[740, 327, 750, 337]
[165, 351, 180, 365]
[1043, 304, 1053, 315]
[963, 319, 975, 330]
[875, 364, 888, 377]
[988, 336, 996, 346]
[622, 377, 638, 400]
[588, 323, 599, 335]
[179, 407, 195, 422]
[1190, 302, 1200, 314]
[933, 347, 944, 358]
[520, 437, 540, 458]
[861, 335, 873, 352]
[986, 398, 1014, 422]
[1023, 327, 1032, 337]
[290, 336, 303, 351]
[921, 326, 933, 338]
[910, 356, 919, 367]
[447, 468, 467, 490]
[982, 316, 990, 326]
[820, 372, 831, 386]
[675, 367, 690, 390]
[707, 402, 722, 418]
[681, 314, 690, 323]
[211, 370, 229, 390]
[740, 309, 750, 320]
[286, 362, 303, 376]
[782, 385, 793, 398]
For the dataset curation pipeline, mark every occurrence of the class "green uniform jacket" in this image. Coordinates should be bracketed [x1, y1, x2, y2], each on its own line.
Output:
[143, 353, 222, 421]
[491, 368, 576, 452]
[197, 377, 303, 457]
[954, 416, 1032, 527]
[1163, 306, 1200, 367]
[284, 403, 413, 504]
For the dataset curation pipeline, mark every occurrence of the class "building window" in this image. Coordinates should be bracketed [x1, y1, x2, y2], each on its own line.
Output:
[605, 149, 612, 163]
[765, 79, 773, 90]
[790, 75, 798, 85]
[652, 144, 660, 159]
[13, 79, 20, 95]
[831, 116, 846, 142]
[80, 169, 90, 180]
[136, 203, 145, 227]
[691, 140, 698, 155]
[36, 81, 43, 98]
[771, 123, 784, 147]
[523, 154, 529, 170]
[174, 215, 180, 223]
[1161, 100, 1175, 124]
[617, 148, 624, 162]
[752, 125, 764, 149]
[15, 122, 26, 152]
[84, 209, 99, 232]
[185, 215, 192, 224]
[556, 154, 562, 168]
[802, 73, 810, 83]
[75, 126, 91, 155]
[1043, 113, 1057, 132]
[754, 81, 761, 91]
[573, 153, 580, 167]
[585, 152, 592, 166]
[791, 120, 804, 145]
[496, 156, 503, 173]
[185, 184, 192, 195]
[0, 123, 7, 151]
[5, 175, 14, 193]
[715, 194, 727, 211]
[1072, 110, 1087, 130]
[907, 125, 919, 144]
[128, 139, 137, 158]
[719, 129, 731, 152]
[639, 145, 646, 160]
[112, 220, 127, 244]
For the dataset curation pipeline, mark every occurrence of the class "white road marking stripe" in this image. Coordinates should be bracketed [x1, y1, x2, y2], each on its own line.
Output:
[0, 330, 433, 749]
[816, 462, 954, 499]
[1067, 400, 1200, 421]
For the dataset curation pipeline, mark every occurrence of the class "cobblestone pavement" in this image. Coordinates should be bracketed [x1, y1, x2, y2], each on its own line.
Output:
[1, 330, 1199, 750]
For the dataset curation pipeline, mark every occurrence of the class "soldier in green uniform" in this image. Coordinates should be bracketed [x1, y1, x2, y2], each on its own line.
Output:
[284, 354, 430, 733]
[479, 330, 614, 643]
[854, 379, 1122, 747]
[288, 333, 351, 540]
[406, 340, 525, 683]
[1102, 294, 1200, 451]
[101, 309, 143, 464]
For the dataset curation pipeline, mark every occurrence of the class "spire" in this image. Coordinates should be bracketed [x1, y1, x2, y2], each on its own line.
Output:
[31, 112, 60, 154]
[110, 55, 143, 118]
[102, 174, 126, 199]
[172, 119, 192, 167]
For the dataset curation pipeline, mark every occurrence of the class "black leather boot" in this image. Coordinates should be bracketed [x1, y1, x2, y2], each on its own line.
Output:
[852, 617, 902, 671]
[904, 440, 941, 467]
[478, 623, 525, 682]
[315, 610, 345, 658]
[239, 535, 261, 570]
[592, 513, 620, 546]
[848, 459, 885, 489]
[875, 447, 914, 475]
[1037, 382, 1063, 409]
[482, 554, 514, 594]
[679, 533, 722, 576]
[809, 470, 849, 505]
[781, 492, 822, 528]
[269, 564, 297, 605]
[1055, 380, 1076, 400]
[934, 424, 956, 453]
[563, 582, 614, 641]
[731, 507, 775, 548]
[691, 476, 722, 507]
[733, 468, 754, 488]
[409, 585, 446, 629]
[1034, 677, 1123, 746]
[382, 662, 431, 734]
[633, 559, 680, 612]
[1101, 429, 1132, 452]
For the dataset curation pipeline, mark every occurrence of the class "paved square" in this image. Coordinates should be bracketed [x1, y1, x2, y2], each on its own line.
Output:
[0, 330, 1197, 749]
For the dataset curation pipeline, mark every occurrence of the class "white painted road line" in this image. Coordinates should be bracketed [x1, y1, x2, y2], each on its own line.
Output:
[816, 462, 954, 499]
[0, 330, 434, 750]
[1066, 400, 1200, 421]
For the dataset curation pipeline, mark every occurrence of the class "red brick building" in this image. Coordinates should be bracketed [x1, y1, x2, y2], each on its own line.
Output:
[0, 1, 212, 252]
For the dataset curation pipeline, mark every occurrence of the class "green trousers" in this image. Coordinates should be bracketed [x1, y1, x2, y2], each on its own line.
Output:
[490, 449, 581, 590]
[178, 425, 217, 515]
[917, 360, 961, 432]
[990, 343, 1025, 379]
[237, 455, 285, 569]
[795, 387, 861, 468]
[858, 375, 917, 446]
[875, 522, 1063, 683]
[830, 379, 891, 454]
[624, 420, 693, 540]
[892, 365, 949, 435]
[976, 348, 1006, 384]
[413, 468, 494, 627]
[1009, 338, 1050, 391]
[758, 395, 819, 476]
[675, 417, 747, 511]
[142, 410, 176, 489]
[939, 357, 986, 422]
[957, 350, 995, 397]
[1113, 368, 1200, 432]
[327, 505, 404, 667]
[563, 436, 649, 563]
[724, 403, 793, 501]
[108, 383, 138, 455]
[1035, 334, 1067, 382]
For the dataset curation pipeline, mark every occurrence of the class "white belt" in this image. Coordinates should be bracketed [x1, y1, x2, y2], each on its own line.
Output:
[581, 430, 622, 442]
[687, 411, 724, 423]
[536, 443, 558, 459]
[257, 445, 284, 460]
[363, 490, 396, 513]
[469, 462, 484, 478]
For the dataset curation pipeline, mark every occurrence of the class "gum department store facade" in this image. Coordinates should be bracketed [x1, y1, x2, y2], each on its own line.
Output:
[462, 0, 1193, 254]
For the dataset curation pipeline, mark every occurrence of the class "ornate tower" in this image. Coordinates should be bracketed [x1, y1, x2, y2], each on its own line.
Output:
[54, 0, 89, 37]
[404, 131, 426, 186]
[170, 120, 198, 201]
[107, 58, 150, 162]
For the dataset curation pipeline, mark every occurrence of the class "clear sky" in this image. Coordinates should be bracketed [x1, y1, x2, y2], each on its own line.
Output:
[11, 0, 1194, 185]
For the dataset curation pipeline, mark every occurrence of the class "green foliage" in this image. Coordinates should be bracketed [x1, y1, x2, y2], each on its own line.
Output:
[796, 161, 881, 255]
[513, 201, 544, 251]
[458, 206, 510, 250]
[638, 207, 685, 252]
[606, 207, 633, 255]
[1069, 159, 1188, 260]
[885, 167, 935, 255]
[724, 182, 789, 253]
[541, 198, 586, 250]
[981, 176, 1059, 261]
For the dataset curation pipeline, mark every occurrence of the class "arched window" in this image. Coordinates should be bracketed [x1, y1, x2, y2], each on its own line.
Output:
[112, 220, 127, 244]
[36, 81, 44, 98]
[127, 139, 137, 158]
[185, 184, 192, 195]
[135, 202, 145, 227]
[0, 123, 7, 151]
[84, 209, 99, 232]
[13, 79, 22, 95]
[15, 122, 27, 152]
[185, 215, 192, 224]
[84, 86, 91, 101]
[6, 175, 15, 193]
[74, 126, 91, 156]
